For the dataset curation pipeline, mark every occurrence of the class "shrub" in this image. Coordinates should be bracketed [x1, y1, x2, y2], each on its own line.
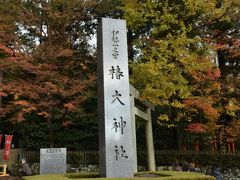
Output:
[23, 171, 214, 180]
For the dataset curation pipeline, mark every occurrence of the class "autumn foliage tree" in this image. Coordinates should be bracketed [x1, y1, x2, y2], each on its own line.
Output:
[0, 0, 98, 148]
[202, 0, 240, 148]
[122, 0, 240, 149]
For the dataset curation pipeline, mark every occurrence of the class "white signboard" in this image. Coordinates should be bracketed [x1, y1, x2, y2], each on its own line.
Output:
[40, 148, 66, 175]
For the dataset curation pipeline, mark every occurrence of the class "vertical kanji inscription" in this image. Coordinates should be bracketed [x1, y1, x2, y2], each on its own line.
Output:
[97, 18, 134, 178]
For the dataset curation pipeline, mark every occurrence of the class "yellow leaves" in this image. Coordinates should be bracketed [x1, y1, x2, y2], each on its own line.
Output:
[123, 0, 138, 8]
[158, 24, 169, 32]
[142, 85, 165, 105]
[125, 0, 238, 135]
[225, 100, 240, 116]
[166, 124, 175, 128]
[170, 100, 185, 108]
[158, 114, 169, 121]
[205, 122, 222, 133]
[159, 12, 178, 27]
[228, 87, 235, 93]
[211, 82, 221, 90]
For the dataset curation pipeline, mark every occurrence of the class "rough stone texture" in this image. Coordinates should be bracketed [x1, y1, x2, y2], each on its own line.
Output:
[97, 18, 134, 178]
[40, 148, 66, 175]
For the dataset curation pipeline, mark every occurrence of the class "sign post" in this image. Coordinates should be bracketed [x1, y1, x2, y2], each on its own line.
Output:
[97, 18, 134, 178]
[1, 135, 12, 177]
[0, 134, 2, 147]
[40, 148, 67, 175]
[3, 135, 13, 161]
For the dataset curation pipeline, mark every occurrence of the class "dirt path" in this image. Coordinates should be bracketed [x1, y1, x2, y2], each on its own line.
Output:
[0, 176, 22, 180]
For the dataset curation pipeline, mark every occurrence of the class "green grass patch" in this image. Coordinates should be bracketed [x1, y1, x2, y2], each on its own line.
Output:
[23, 171, 214, 180]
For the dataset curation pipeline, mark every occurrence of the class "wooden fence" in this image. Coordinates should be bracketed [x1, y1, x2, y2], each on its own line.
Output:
[155, 149, 240, 155]
[21, 149, 240, 166]
[21, 150, 99, 164]
[3, 149, 240, 167]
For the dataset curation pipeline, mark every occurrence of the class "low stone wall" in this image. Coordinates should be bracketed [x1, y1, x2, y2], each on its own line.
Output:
[156, 166, 240, 180]
[67, 164, 99, 173]
[3, 150, 240, 180]
[7, 162, 240, 179]
[69, 164, 240, 180]
[67, 164, 240, 179]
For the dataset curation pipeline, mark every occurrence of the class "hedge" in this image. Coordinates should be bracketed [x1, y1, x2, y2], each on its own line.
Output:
[23, 171, 214, 180]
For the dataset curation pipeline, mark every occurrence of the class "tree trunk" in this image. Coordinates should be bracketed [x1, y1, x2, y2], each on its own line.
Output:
[49, 122, 54, 148]
[0, 71, 2, 108]
[176, 127, 184, 150]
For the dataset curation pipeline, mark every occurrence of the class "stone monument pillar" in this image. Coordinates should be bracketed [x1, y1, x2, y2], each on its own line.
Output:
[97, 18, 134, 178]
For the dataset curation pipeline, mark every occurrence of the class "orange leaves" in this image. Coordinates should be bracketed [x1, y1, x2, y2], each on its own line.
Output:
[214, 42, 229, 51]
[37, 111, 50, 118]
[183, 98, 219, 120]
[55, 48, 73, 58]
[22, 107, 37, 113]
[0, 44, 13, 56]
[64, 103, 76, 111]
[14, 100, 29, 106]
[0, 1, 97, 132]
[62, 120, 72, 127]
[206, 69, 221, 80]
[189, 68, 221, 82]
[185, 123, 208, 133]
[213, 39, 240, 59]
[0, 107, 9, 118]
[230, 39, 240, 58]
[16, 112, 25, 122]
[44, 82, 57, 91]
[12, 100, 37, 122]
[0, 91, 7, 97]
